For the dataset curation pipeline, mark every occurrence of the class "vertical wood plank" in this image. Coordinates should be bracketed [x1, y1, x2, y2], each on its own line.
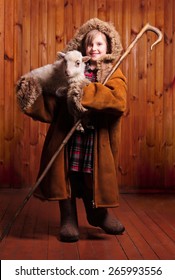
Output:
[140, 0, 155, 187]
[39, 0, 48, 67]
[106, 0, 115, 22]
[172, 0, 175, 183]
[137, 0, 148, 187]
[4, 0, 14, 141]
[114, 0, 123, 36]
[30, 0, 39, 146]
[21, 0, 31, 186]
[129, 0, 140, 188]
[0, 0, 175, 191]
[13, 0, 23, 187]
[118, 0, 131, 188]
[55, 0, 65, 51]
[4, 0, 14, 187]
[154, 0, 164, 187]
[72, 0, 82, 34]
[64, 0, 73, 43]
[163, 0, 174, 187]
[47, 0, 56, 63]
[97, 0, 107, 21]
[147, 0, 156, 150]
[0, 0, 5, 182]
[29, 0, 40, 186]
[89, 0, 98, 19]
[38, 0, 48, 169]
[82, 0, 90, 23]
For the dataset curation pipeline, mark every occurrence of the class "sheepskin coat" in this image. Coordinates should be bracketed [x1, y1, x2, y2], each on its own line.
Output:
[16, 18, 127, 207]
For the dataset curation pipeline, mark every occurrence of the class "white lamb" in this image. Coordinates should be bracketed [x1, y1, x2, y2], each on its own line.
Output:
[16, 50, 90, 132]
[16, 57, 69, 114]
[56, 50, 90, 132]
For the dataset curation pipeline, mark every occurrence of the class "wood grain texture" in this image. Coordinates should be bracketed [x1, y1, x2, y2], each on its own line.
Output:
[0, 0, 174, 191]
[0, 189, 175, 259]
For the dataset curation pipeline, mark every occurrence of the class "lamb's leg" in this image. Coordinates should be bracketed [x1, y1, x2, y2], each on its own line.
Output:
[72, 94, 88, 113]
[75, 116, 85, 132]
[72, 94, 87, 132]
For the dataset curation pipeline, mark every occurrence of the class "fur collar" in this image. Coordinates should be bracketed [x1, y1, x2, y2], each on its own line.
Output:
[57, 18, 123, 63]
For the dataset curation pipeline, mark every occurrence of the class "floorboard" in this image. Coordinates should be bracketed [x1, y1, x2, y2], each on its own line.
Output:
[0, 189, 175, 260]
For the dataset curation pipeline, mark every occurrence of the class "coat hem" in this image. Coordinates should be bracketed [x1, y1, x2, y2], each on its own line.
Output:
[33, 193, 71, 201]
[94, 203, 119, 208]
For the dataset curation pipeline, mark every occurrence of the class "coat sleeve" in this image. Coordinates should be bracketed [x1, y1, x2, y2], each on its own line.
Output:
[81, 68, 127, 115]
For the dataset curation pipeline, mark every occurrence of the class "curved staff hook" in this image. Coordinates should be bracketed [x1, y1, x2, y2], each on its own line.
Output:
[0, 23, 163, 242]
[103, 23, 163, 84]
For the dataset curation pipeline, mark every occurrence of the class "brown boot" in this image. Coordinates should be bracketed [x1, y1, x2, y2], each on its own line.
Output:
[59, 198, 79, 242]
[88, 207, 125, 235]
[82, 189, 125, 235]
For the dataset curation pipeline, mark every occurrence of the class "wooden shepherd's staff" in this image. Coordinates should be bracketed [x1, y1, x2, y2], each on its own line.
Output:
[0, 23, 163, 242]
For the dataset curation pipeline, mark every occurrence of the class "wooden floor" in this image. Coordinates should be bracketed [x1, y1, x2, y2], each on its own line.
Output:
[0, 189, 175, 260]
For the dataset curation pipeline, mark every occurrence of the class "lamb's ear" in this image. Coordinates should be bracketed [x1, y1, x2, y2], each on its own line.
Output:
[57, 52, 65, 59]
[82, 56, 91, 63]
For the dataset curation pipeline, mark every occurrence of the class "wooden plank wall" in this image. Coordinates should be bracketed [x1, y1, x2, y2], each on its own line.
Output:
[0, 0, 174, 191]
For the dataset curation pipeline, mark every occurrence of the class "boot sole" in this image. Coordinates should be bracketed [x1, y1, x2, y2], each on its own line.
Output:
[60, 234, 79, 242]
[88, 220, 125, 235]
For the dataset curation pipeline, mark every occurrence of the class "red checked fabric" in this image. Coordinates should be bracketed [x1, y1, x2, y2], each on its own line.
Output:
[68, 65, 97, 173]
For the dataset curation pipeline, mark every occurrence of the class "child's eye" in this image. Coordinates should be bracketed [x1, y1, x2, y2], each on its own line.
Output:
[75, 60, 80, 67]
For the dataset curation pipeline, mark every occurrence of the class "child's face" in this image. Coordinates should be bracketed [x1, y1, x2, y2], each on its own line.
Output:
[85, 33, 107, 62]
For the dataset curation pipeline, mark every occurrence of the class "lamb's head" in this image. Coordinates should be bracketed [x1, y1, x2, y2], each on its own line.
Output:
[58, 50, 90, 79]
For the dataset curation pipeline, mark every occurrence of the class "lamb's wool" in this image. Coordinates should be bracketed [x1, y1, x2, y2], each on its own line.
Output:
[57, 50, 90, 132]
[16, 60, 68, 115]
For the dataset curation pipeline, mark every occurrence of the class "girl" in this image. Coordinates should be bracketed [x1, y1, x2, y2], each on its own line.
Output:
[16, 18, 127, 242]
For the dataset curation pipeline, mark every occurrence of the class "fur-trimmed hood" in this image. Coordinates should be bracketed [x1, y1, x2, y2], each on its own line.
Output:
[59, 18, 123, 63]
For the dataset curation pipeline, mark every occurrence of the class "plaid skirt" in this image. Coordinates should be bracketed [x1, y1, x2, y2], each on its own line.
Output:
[68, 128, 95, 173]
